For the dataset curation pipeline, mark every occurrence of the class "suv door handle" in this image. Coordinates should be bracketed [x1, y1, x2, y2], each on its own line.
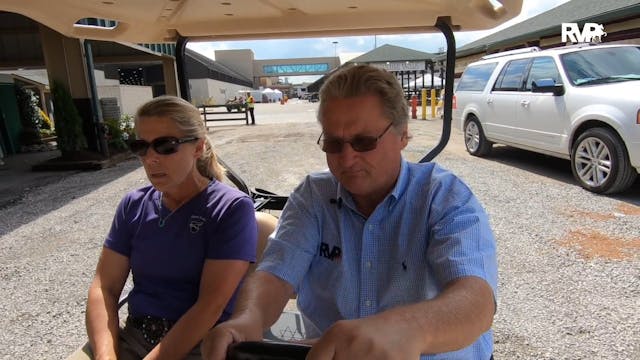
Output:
[486, 98, 493, 104]
[520, 100, 530, 107]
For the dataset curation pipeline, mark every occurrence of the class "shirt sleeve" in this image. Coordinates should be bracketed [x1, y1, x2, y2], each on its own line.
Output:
[104, 194, 134, 257]
[427, 171, 498, 296]
[257, 176, 319, 291]
[206, 195, 257, 262]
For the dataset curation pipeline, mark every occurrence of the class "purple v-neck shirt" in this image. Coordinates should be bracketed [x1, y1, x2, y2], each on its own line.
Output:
[105, 180, 257, 323]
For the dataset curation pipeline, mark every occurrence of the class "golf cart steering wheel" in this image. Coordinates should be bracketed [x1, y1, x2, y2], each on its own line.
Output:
[226, 341, 311, 360]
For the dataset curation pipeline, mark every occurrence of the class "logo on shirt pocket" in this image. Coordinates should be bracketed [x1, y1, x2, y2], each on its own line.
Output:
[189, 215, 206, 234]
[319, 242, 341, 262]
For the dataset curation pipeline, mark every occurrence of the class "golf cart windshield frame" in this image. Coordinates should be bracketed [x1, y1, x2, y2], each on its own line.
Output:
[175, 18, 457, 164]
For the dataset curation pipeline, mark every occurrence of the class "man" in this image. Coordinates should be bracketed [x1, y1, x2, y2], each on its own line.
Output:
[246, 93, 255, 125]
[202, 65, 497, 359]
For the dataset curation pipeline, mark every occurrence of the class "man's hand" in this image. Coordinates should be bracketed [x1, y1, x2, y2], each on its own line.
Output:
[307, 277, 495, 359]
[306, 315, 422, 360]
[201, 320, 262, 360]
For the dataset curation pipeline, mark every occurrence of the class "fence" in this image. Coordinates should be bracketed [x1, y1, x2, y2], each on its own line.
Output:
[199, 104, 248, 127]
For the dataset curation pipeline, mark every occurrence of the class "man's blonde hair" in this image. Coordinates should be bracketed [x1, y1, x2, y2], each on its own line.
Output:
[318, 65, 408, 129]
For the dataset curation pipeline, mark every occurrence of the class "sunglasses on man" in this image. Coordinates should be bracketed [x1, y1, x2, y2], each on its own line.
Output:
[317, 122, 393, 154]
[128, 136, 199, 156]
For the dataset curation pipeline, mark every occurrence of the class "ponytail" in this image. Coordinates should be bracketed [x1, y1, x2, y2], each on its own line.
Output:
[198, 136, 226, 181]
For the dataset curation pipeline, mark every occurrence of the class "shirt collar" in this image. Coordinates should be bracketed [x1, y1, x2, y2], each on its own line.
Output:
[389, 158, 409, 206]
[335, 157, 409, 214]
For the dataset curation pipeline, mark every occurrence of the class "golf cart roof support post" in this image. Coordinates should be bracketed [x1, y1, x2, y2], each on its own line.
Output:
[420, 17, 455, 163]
[176, 35, 191, 102]
[173, 36, 255, 197]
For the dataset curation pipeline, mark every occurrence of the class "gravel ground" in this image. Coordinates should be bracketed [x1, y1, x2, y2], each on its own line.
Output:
[1, 107, 639, 359]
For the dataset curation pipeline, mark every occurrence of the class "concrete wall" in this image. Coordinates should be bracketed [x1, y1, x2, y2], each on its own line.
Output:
[97, 84, 153, 117]
[94, 70, 119, 86]
[214, 49, 255, 82]
[189, 78, 251, 106]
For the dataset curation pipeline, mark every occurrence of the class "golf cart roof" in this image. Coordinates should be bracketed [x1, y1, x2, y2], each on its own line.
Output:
[0, 0, 523, 43]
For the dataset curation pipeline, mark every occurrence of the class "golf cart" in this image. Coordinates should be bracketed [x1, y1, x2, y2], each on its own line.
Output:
[225, 98, 246, 113]
[0, 0, 523, 358]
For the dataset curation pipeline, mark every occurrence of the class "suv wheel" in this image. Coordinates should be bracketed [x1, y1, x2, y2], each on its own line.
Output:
[571, 128, 637, 194]
[464, 116, 492, 156]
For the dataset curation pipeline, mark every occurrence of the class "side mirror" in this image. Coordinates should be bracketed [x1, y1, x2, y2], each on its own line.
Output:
[532, 78, 565, 96]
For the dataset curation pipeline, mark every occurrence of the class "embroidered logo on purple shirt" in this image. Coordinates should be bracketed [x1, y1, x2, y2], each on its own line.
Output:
[189, 215, 206, 233]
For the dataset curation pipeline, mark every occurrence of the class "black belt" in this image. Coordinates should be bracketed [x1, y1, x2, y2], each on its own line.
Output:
[127, 315, 176, 346]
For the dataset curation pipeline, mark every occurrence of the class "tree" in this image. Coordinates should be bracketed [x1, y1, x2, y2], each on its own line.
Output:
[51, 81, 88, 155]
[15, 86, 42, 146]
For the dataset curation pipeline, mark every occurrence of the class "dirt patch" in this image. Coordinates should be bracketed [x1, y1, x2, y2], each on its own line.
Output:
[557, 230, 640, 260]
[616, 203, 640, 216]
[560, 203, 640, 222]
[561, 209, 617, 221]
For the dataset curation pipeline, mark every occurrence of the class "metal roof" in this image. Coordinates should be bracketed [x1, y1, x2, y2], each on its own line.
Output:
[348, 44, 436, 64]
[456, 0, 640, 57]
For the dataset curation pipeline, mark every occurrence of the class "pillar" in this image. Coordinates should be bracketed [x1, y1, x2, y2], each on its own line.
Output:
[162, 57, 180, 97]
[39, 24, 100, 152]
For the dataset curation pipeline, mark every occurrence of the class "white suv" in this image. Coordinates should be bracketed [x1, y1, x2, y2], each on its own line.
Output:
[453, 44, 640, 194]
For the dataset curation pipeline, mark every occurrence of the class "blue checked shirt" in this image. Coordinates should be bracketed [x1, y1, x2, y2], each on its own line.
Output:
[258, 159, 497, 359]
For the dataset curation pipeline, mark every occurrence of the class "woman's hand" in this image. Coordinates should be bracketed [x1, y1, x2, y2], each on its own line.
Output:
[201, 318, 263, 360]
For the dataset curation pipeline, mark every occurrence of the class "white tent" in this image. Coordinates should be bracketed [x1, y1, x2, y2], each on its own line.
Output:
[273, 89, 283, 101]
[406, 74, 444, 89]
[262, 88, 278, 102]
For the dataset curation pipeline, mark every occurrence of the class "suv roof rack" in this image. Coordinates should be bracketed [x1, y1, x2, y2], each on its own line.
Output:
[481, 46, 541, 60]
[558, 42, 601, 50]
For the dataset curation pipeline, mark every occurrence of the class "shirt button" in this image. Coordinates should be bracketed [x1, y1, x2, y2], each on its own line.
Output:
[366, 261, 372, 268]
[365, 300, 371, 307]
[368, 224, 374, 230]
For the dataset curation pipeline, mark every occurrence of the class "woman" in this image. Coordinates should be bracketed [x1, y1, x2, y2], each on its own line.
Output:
[79, 96, 269, 359]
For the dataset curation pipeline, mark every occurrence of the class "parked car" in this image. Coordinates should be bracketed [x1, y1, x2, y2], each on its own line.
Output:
[308, 92, 320, 102]
[453, 44, 640, 194]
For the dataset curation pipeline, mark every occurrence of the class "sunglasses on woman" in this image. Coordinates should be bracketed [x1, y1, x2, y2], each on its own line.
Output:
[128, 136, 199, 156]
[316, 122, 393, 153]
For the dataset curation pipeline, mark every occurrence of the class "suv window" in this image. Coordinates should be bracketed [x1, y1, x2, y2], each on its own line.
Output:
[560, 46, 640, 86]
[524, 56, 562, 90]
[456, 62, 498, 91]
[493, 58, 530, 91]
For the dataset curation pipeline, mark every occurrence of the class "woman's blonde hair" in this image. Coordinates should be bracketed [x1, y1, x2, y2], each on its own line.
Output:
[135, 95, 226, 181]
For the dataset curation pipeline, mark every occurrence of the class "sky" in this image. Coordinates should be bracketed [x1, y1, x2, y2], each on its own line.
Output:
[187, 0, 571, 83]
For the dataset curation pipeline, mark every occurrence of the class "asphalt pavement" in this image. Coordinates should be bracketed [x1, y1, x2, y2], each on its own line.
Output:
[0, 149, 75, 209]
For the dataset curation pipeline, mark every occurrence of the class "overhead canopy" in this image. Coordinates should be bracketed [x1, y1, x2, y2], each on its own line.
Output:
[0, 0, 523, 43]
[407, 75, 444, 89]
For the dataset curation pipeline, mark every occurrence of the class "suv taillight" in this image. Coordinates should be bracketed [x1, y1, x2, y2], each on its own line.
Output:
[453, 95, 457, 110]
[637, 109, 640, 124]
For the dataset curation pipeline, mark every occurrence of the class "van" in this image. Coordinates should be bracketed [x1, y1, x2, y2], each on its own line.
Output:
[453, 44, 640, 194]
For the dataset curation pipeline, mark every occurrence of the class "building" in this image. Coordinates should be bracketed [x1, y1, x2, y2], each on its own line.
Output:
[451, 0, 640, 76]
[307, 44, 441, 99]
